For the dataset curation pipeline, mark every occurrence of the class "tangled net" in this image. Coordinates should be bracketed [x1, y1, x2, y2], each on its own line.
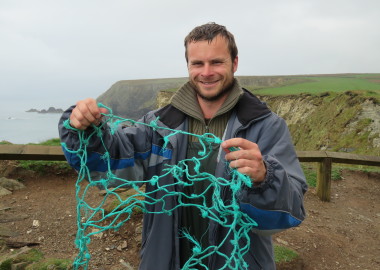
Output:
[61, 104, 258, 269]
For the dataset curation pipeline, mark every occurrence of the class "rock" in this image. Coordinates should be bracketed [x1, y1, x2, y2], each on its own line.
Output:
[26, 107, 64, 114]
[25, 109, 39, 112]
[276, 238, 289, 246]
[0, 177, 26, 191]
[117, 240, 128, 251]
[134, 225, 142, 234]
[118, 259, 135, 270]
[0, 224, 19, 237]
[92, 228, 104, 239]
[32, 220, 40, 228]
[0, 186, 12, 197]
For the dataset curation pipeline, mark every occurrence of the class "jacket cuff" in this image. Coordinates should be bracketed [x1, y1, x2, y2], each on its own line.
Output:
[243, 159, 274, 194]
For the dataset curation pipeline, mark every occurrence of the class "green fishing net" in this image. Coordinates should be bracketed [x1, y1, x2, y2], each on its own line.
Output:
[61, 104, 257, 269]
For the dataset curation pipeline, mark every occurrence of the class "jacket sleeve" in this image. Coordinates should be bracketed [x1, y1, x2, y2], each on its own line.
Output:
[237, 113, 308, 235]
[58, 106, 154, 188]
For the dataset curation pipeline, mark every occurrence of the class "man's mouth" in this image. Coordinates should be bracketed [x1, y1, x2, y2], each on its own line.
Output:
[200, 80, 219, 85]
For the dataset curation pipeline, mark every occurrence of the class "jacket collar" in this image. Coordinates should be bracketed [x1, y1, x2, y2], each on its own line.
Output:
[235, 89, 271, 126]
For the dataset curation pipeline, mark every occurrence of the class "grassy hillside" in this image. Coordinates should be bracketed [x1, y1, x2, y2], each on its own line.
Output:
[246, 74, 380, 97]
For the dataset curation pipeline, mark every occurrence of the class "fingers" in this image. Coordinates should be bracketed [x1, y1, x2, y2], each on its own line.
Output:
[221, 137, 253, 152]
[69, 98, 107, 130]
[222, 138, 261, 161]
[229, 158, 265, 181]
[221, 138, 266, 183]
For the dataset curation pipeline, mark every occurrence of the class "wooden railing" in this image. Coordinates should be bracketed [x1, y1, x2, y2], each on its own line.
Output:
[0, 144, 65, 161]
[296, 151, 380, 201]
[1, 145, 379, 201]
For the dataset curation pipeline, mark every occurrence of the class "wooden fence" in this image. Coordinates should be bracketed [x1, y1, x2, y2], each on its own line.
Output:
[1, 145, 379, 201]
[297, 151, 380, 201]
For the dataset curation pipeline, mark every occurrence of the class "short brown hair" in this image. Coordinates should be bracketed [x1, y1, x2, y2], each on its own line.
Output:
[184, 22, 238, 62]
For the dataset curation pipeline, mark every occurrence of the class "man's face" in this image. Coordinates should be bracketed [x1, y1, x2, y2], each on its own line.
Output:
[187, 35, 238, 102]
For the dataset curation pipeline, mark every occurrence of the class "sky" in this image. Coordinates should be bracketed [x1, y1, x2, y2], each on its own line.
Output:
[1, 0, 379, 111]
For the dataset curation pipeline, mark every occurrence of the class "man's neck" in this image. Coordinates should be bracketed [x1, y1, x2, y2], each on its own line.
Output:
[197, 94, 229, 119]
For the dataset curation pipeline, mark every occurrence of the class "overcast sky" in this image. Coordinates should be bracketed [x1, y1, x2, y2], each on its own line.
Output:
[1, 0, 379, 110]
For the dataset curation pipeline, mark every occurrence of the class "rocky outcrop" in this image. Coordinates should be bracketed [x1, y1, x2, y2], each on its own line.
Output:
[0, 177, 25, 197]
[26, 107, 63, 114]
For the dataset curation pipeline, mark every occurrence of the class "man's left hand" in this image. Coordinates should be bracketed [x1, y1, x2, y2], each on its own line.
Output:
[221, 138, 267, 185]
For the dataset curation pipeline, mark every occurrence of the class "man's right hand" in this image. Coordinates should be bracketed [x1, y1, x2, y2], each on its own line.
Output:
[69, 98, 109, 130]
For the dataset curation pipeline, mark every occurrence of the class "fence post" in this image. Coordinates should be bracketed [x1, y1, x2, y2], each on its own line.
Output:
[316, 158, 332, 202]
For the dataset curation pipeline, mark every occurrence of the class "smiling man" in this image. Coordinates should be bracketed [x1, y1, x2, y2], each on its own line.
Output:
[59, 22, 307, 269]
[187, 34, 238, 101]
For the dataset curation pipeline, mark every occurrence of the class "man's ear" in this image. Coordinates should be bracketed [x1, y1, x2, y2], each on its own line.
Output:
[233, 56, 238, 73]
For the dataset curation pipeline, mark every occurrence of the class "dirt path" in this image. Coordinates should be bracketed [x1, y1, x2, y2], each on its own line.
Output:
[1, 162, 379, 269]
[277, 170, 380, 270]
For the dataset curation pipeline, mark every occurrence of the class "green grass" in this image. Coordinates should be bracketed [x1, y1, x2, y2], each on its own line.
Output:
[302, 164, 342, 188]
[274, 245, 299, 263]
[301, 163, 380, 189]
[25, 258, 72, 270]
[2, 138, 72, 174]
[0, 259, 12, 270]
[252, 75, 380, 96]
[28, 138, 61, 146]
[162, 87, 179, 93]
[18, 160, 71, 174]
[12, 248, 44, 264]
[302, 164, 318, 187]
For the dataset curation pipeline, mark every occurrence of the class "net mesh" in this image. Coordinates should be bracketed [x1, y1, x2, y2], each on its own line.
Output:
[61, 103, 257, 269]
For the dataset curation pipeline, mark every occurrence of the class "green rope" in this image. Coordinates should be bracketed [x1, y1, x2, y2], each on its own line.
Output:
[61, 103, 257, 269]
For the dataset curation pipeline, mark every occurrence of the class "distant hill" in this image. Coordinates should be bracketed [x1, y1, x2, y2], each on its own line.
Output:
[97, 78, 187, 119]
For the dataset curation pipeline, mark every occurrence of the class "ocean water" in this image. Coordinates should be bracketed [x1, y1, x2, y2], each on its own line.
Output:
[0, 108, 63, 144]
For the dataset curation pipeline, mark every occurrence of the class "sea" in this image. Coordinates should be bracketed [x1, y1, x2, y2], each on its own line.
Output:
[0, 105, 64, 144]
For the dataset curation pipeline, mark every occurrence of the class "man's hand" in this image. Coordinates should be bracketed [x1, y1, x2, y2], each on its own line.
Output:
[69, 98, 108, 130]
[221, 138, 267, 184]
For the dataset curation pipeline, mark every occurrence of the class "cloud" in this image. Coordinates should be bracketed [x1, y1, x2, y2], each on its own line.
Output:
[1, 0, 379, 109]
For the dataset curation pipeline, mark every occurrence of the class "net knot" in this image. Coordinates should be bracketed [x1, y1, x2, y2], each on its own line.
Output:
[192, 246, 202, 255]
[149, 175, 159, 186]
[149, 118, 160, 131]
[201, 209, 208, 218]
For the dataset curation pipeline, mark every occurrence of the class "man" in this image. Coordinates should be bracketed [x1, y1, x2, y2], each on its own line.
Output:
[59, 22, 307, 269]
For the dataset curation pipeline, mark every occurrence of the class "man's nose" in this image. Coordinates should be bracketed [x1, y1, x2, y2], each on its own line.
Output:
[201, 63, 214, 77]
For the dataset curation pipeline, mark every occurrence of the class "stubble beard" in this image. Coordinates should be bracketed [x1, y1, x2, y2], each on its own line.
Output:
[192, 78, 235, 102]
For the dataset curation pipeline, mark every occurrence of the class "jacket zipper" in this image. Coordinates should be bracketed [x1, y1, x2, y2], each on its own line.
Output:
[208, 112, 272, 269]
